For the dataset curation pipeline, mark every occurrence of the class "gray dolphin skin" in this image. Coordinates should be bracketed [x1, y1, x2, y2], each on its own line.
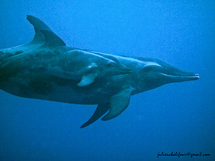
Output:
[0, 16, 199, 128]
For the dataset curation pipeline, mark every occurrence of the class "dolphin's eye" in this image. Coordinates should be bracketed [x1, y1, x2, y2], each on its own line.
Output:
[142, 66, 153, 72]
[106, 61, 114, 68]
[142, 64, 161, 72]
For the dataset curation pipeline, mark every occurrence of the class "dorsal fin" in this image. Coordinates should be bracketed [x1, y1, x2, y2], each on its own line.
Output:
[27, 15, 51, 44]
[40, 29, 66, 47]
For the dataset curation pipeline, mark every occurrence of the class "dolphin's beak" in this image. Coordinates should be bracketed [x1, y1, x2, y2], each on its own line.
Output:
[161, 72, 200, 83]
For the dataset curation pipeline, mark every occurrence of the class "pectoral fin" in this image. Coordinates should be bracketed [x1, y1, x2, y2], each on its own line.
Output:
[77, 73, 98, 87]
[102, 87, 133, 121]
[80, 103, 110, 128]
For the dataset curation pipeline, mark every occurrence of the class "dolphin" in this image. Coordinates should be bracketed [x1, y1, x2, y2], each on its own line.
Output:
[0, 16, 199, 128]
[79, 56, 199, 127]
[0, 29, 132, 87]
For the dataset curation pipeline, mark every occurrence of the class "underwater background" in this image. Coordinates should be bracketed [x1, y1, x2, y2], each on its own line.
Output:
[0, 0, 214, 161]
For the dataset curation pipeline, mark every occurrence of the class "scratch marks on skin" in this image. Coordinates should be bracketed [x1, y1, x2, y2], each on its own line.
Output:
[15, 51, 23, 55]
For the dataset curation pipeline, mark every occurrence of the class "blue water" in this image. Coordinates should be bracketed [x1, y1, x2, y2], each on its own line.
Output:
[0, 0, 214, 161]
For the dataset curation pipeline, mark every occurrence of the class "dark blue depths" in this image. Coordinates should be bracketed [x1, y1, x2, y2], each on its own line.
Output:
[0, 0, 214, 161]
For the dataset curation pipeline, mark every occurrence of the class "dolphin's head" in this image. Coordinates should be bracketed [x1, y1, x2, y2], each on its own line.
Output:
[138, 58, 199, 90]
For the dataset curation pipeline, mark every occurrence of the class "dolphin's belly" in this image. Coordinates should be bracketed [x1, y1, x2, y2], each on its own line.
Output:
[0, 74, 121, 105]
[1, 82, 110, 104]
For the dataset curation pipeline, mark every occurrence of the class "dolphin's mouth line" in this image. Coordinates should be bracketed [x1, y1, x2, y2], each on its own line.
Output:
[160, 73, 200, 81]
